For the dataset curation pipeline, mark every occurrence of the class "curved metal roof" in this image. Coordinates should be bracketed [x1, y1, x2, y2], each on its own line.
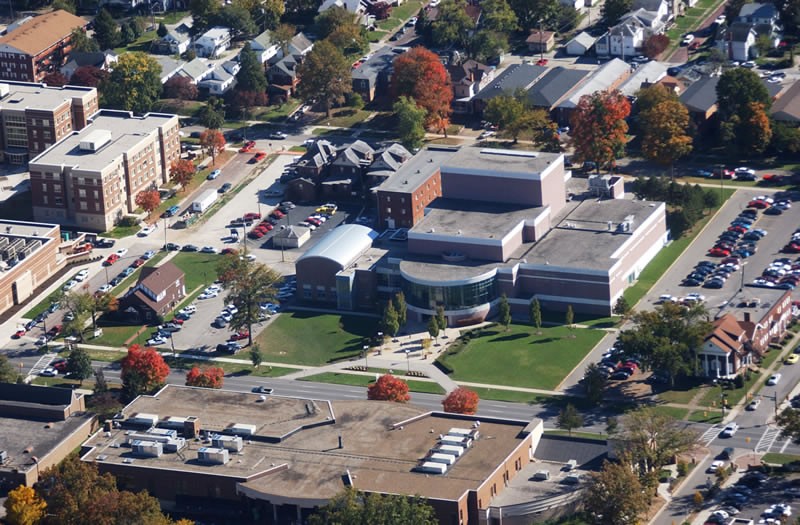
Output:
[297, 224, 378, 269]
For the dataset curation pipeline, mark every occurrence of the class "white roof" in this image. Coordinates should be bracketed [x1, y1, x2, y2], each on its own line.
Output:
[567, 31, 596, 49]
[618, 60, 668, 96]
[296, 224, 378, 269]
[559, 58, 631, 109]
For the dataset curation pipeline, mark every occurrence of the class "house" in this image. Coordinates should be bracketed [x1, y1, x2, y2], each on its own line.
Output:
[296, 140, 338, 182]
[632, 0, 672, 24]
[679, 75, 720, 122]
[737, 2, 780, 25]
[250, 30, 280, 64]
[595, 19, 646, 57]
[285, 32, 314, 60]
[717, 22, 758, 61]
[618, 60, 668, 97]
[194, 27, 231, 58]
[120, 262, 185, 322]
[318, 0, 374, 26]
[197, 60, 239, 95]
[699, 314, 753, 378]
[154, 56, 185, 84]
[564, 31, 596, 56]
[364, 143, 412, 188]
[560, 0, 583, 10]
[526, 30, 556, 54]
[352, 47, 400, 102]
[472, 63, 548, 114]
[323, 140, 375, 197]
[447, 59, 494, 113]
[0, 10, 88, 82]
[286, 177, 316, 202]
[60, 50, 117, 79]
[176, 58, 213, 84]
[771, 80, 800, 123]
[154, 30, 190, 55]
[556, 58, 631, 122]
[267, 56, 299, 103]
[619, 7, 666, 36]
[526, 67, 591, 111]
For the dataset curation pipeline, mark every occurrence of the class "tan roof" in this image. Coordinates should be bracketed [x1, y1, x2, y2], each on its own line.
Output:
[526, 30, 556, 43]
[772, 81, 800, 123]
[0, 10, 87, 56]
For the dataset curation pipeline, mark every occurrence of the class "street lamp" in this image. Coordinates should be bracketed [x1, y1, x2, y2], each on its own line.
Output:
[377, 332, 383, 354]
[739, 261, 748, 292]
[363, 344, 369, 369]
[405, 349, 410, 373]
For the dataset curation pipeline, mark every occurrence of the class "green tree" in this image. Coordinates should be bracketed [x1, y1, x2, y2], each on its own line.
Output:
[435, 305, 447, 332]
[557, 403, 584, 436]
[583, 363, 608, 406]
[236, 42, 268, 93]
[484, 95, 525, 140]
[584, 460, 649, 525]
[777, 407, 800, 442]
[67, 347, 92, 384]
[215, 5, 258, 39]
[52, 0, 76, 12]
[613, 296, 632, 317]
[157, 22, 168, 38]
[529, 297, 542, 331]
[498, 294, 512, 330]
[380, 300, 400, 337]
[309, 487, 437, 525]
[427, 316, 440, 343]
[0, 354, 17, 383]
[393, 291, 407, 329]
[92, 9, 119, 50]
[102, 53, 162, 113]
[468, 30, 509, 62]
[120, 23, 135, 46]
[717, 68, 772, 120]
[481, 0, 518, 32]
[270, 23, 296, 55]
[601, 0, 633, 25]
[617, 407, 698, 478]
[94, 368, 108, 393]
[509, 0, 560, 30]
[217, 256, 281, 347]
[296, 40, 351, 118]
[315, 5, 359, 38]
[394, 96, 427, 150]
[431, 0, 474, 48]
[190, 0, 220, 33]
[198, 97, 226, 129]
[70, 28, 99, 53]
[565, 305, 574, 327]
[605, 416, 619, 435]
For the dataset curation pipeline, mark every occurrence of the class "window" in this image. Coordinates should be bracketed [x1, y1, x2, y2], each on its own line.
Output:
[53, 184, 61, 192]
[93, 190, 99, 199]
[79, 201, 87, 210]
[78, 189, 86, 197]
[42, 195, 48, 204]
[386, 207, 391, 213]
[401, 197, 405, 203]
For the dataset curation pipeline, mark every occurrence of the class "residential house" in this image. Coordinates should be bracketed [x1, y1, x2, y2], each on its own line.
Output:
[618, 60, 668, 97]
[176, 58, 213, 85]
[737, 2, 779, 25]
[717, 22, 758, 61]
[679, 75, 720, 122]
[699, 314, 753, 378]
[286, 177, 316, 202]
[555, 58, 631, 122]
[154, 56, 185, 84]
[560, 0, 583, 10]
[619, 8, 667, 36]
[771, 80, 800, 124]
[194, 27, 231, 58]
[471, 63, 548, 114]
[296, 139, 338, 182]
[322, 140, 374, 198]
[285, 32, 314, 60]
[564, 31, 596, 56]
[267, 55, 299, 103]
[526, 30, 556, 54]
[120, 262, 185, 322]
[0, 10, 88, 83]
[60, 50, 117, 79]
[425, 3, 482, 32]
[318, 0, 374, 26]
[447, 59, 494, 113]
[526, 67, 590, 112]
[352, 47, 401, 102]
[595, 19, 646, 57]
[364, 143, 412, 188]
[154, 30, 191, 55]
[632, 0, 672, 25]
[250, 30, 279, 65]
[198, 60, 239, 95]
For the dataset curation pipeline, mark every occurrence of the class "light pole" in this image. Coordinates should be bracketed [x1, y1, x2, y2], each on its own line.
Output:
[363, 344, 369, 369]
[405, 349, 410, 373]
[377, 332, 383, 355]
[739, 261, 748, 292]
[163, 217, 168, 249]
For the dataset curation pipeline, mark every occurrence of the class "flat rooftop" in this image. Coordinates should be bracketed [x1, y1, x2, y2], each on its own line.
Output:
[30, 110, 176, 172]
[0, 219, 59, 238]
[0, 82, 94, 112]
[413, 199, 546, 240]
[442, 147, 563, 177]
[376, 146, 457, 193]
[82, 386, 532, 502]
[716, 286, 791, 320]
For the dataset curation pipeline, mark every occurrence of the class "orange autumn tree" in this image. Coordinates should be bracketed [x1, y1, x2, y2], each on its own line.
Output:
[134, 190, 161, 219]
[569, 90, 631, 173]
[170, 158, 195, 192]
[185, 366, 225, 389]
[367, 374, 410, 403]
[442, 387, 479, 414]
[392, 46, 453, 131]
[120, 344, 170, 400]
[199, 128, 226, 165]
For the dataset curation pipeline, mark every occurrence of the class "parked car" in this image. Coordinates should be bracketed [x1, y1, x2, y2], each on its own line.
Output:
[768, 373, 782, 385]
[207, 169, 221, 180]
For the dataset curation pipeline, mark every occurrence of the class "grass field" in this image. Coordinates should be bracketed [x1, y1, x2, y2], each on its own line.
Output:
[254, 312, 378, 366]
[439, 324, 605, 390]
[762, 453, 800, 465]
[170, 252, 221, 291]
[300, 372, 445, 394]
[463, 386, 558, 404]
[688, 409, 723, 424]
[92, 322, 146, 347]
[649, 405, 691, 420]
[101, 224, 140, 239]
[317, 109, 372, 128]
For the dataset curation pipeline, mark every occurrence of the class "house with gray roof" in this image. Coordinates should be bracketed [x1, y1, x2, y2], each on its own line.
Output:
[448, 59, 494, 113]
[198, 60, 239, 95]
[194, 26, 231, 58]
[365, 143, 412, 188]
[250, 30, 279, 64]
[565, 31, 596, 55]
[618, 60, 668, 96]
[737, 2, 779, 25]
[526, 67, 590, 111]
[352, 47, 402, 102]
[154, 56, 185, 84]
[716, 22, 758, 61]
[287, 32, 313, 59]
[176, 58, 213, 84]
[296, 140, 338, 182]
[267, 56, 300, 102]
[472, 63, 548, 113]
[679, 76, 720, 121]
[772, 81, 800, 123]
[596, 18, 647, 57]
[153, 30, 190, 55]
[556, 58, 631, 121]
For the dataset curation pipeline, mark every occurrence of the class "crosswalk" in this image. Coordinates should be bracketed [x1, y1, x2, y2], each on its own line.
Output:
[755, 426, 782, 453]
[26, 352, 57, 381]
[701, 425, 722, 446]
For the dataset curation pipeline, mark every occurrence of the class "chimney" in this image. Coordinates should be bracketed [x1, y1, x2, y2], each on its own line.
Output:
[338, 435, 343, 449]
[184, 416, 200, 439]
[744, 312, 751, 323]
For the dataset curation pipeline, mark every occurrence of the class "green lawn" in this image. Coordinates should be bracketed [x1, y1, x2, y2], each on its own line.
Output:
[166, 356, 296, 378]
[698, 371, 761, 408]
[438, 324, 605, 390]
[156, 10, 189, 24]
[113, 30, 158, 54]
[649, 405, 691, 420]
[101, 224, 140, 239]
[688, 409, 723, 424]
[254, 102, 300, 122]
[464, 386, 557, 404]
[377, 17, 401, 31]
[254, 312, 378, 366]
[762, 453, 800, 465]
[300, 372, 446, 394]
[92, 323, 147, 347]
[392, 0, 422, 20]
[169, 252, 221, 291]
[317, 109, 372, 128]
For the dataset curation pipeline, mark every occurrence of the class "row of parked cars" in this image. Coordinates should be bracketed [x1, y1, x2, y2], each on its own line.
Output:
[586, 342, 641, 382]
[707, 207, 766, 260]
[752, 256, 800, 290]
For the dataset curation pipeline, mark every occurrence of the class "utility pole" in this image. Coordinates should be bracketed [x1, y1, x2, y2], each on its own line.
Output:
[538, 19, 544, 64]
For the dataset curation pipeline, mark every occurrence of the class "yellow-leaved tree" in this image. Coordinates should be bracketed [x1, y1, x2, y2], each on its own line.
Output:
[4, 485, 47, 525]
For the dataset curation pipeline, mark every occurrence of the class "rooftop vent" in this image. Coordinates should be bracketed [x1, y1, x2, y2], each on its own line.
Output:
[80, 129, 112, 152]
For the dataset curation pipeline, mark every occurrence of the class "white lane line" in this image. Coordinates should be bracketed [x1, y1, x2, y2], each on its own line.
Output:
[755, 427, 781, 453]
[780, 436, 792, 453]
[702, 425, 722, 446]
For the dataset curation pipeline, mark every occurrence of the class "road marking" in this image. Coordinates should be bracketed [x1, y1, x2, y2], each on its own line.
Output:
[755, 426, 781, 453]
[701, 425, 722, 446]
[26, 352, 57, 380]
[780, 436, 792, 453]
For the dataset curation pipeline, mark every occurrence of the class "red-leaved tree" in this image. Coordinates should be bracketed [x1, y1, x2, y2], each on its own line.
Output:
[392, 46, 453, 130]
[367, 374, 410, 403]
[199, 129, 226, 165]
[169, 158, 195, 192]
[442, 387, 479, 414]
[185, 366, 224, 389]
[69, 65, 109, 87]
[569, 90, 631, 173]
[163, 76, 198, 100]
[368, 1, 392, 19]
[643, 34, 670, 59]
[43, 71, 69, 87]
[135, 189, 161, 219]
[120, 345, 170, 400]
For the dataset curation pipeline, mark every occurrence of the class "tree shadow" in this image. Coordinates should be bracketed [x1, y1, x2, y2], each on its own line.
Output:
[530, 337, 561, 345]
[489, 333, 528, 343]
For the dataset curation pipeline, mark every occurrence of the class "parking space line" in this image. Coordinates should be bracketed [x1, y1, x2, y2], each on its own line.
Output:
[780, 436, 792, 453]
[26, 352, 57, 380]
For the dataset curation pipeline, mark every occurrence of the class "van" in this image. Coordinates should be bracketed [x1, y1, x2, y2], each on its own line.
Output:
[563, 474, 581, 484]
[533, 470, 550, 481]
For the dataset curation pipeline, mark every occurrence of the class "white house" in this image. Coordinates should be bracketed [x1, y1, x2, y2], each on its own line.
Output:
[737, 2, 779, 25]
[176, 58, 214, 84]
[620, 7, 666, 35]
[154, 56, 186, 84]
[194, 26, 231, 58]
[717, 22, 758, 61]
[285, 32, 314, 59]
[595, 20, 645, 57]
[60, 50, 117, 79]
[250, 30, 280, 64]
[160, 30, 190, 55]
[698, 315, 753, 379]
[318, 0, 374, 25]
[565, 31, 596, 55]
[198, 60, 240, 95]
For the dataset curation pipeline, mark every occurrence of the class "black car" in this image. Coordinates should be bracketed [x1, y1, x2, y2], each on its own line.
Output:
[683, 278, 702, 286]
[218, 182, 232, 193]
[765, 207, 783, 215]
[609, 371, 630, 380]
[182, 244, 199, 252]
[697, 261, 716, 268]
[164, 242, 181, 251]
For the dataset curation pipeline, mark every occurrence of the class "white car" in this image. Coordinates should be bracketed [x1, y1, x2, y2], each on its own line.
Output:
[98, 284, 113, 293]
[735, 167, 756, 177]
[685, 293, 705, 302]
[201, 246, 218, 254]
[682, 34, 695, 45]
[767, 373, 782, 385]
[146, 336, 167, 346]
[715, 14, 726, 24]
[138, 225, 156, 237]
[720, 422, 739, 437]
[198, 291, 218, 300]
[74, 269, 90, 282]
[115, 248, 128, 257]
[226, 304, 238, 315]
[479, 130, 496, 139]
[712, 510, 730, 521]
[180, 305, 197, 315]
[219, 311, 233, 322]
[658, 294, 674, 303]
[767, 504, 792, 517]
[142, 250, 156, 260]
[707, 460, 725, 473]
[62, 280, 78, 291]
[39, 367, 58, 377]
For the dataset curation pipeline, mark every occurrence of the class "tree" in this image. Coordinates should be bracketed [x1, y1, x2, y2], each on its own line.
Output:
[327, 23, 369, 56]
[35, 456, 117, 525]
[250, 345, 263, 368]
[367, 374, 410, 402]
[583, 363, 608, 406]
[393, 291, 407, 329]
[199, 129, 226, 165]
[102, 53, 162, 113]
[120, 23, 135, 46]
[120, 344, 170, 400]
[481, 0, 518, 32]
[777, 407, 800, 442]
[392, 46, 453, 129]
[66, 347, 92, 384]
[43, 71, 68, 87]
[163, 76, 199, 100]
[570, 90, 631, 172]
[259, 0, 287, 30]
[93, 9, 119, 50]
[190, 0, 219, 33]
[237, 43, 268, 95]
[4, 485, 46, 525]
[380, 300, 400, 337]
[497, 294, 511, 330]
[435, 305, 447, 332]
[613, 296, 632, 317]
[431, 0, 474, 48]
[157, 22, 168, 38]
[69, 66, 107, 87]
[529, 298, 542, 331]
[584, 460, 649, 525]
[53, 0, 76, 12]
[0, 354, 16, 383]
[135, 190, 161, 219]
[468, 30, 509, 63]
[606, 416, 619, 435]
[565, 305, 574, 327]
[777, 0, 800, 33]
[185, 366, 225, 388]
[216, 255, 281, 347]
[70, 28, 100, 53]
[271, 24, 296, 55]
[296, 40, 351, 118]
[725, 0, 747, 21]
[427, 316, 440, 342]
[197, 97, 225, 129]
[94, 368, 108, 393]
[442, 387, 479, 414]
[368, 1, 392, 19]
[601, 0, 633, 25]
[315, 5, 359, 38]
[56, 290, 93, 341]
[484, 96, 525, 139]
[643, 34, 670, 59]
[169, 159, 195, 192]
[771, 121, 800, 155]
[215, 5, 257, 39]
[394, 96, 427, 150]
[89, 292, 118, 332]
[735, 101, 772, 155]
[617, 407, 698, 477]
[717, 68, 772, 121]
[309, 487, 437, 525]
[509, 0, 560, 30]
[639, 96, 693, 173]
[557, 403, 583, 436]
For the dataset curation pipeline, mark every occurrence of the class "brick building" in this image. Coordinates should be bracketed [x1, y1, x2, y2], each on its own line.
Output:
[0, 10, 88, 83]
[120, 262, 186, 322]
[0, 81, 98, 164]
[29, 110, 181, 231]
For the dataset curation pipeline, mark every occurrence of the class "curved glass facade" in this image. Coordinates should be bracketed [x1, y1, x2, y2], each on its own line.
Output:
[401, 275, 498, 311]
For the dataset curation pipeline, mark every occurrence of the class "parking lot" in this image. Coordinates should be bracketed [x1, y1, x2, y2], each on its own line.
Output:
[703, 470, 800, 524]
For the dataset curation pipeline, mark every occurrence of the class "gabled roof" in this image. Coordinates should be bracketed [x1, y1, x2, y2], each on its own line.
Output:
[527, 67, 589, 108]
[526, 30, 555, 44]
[139, 262, 184, 294]
[632, 0, 664, 12]
[566, 31, 596, 49]
[270, 56, 298, 79]
[352, 47, 397, 83]
[611, 17, 646, 36]
[473, 63, 548, 101]
[289, 32, 313, 55]
[0, 10, 87, 56]
[559, 58, 630, 109]
[620, 8, 661, 27]
[178, 58, 211, 81]
[679, 75, 719, 112]
[618, 60, 668, 96]
[705, 314, 746, 355]
[65, 51, 112, 68]
[772, 80, 800, 122]
[164, 30, 189, 43]
[727, 21, 757, 41]
[155, 56, 185, 78]
[251, 30, 274, 49]
[199, 26, 230, 41]
[738, 2, 777, 20]
[446, 59, 492, 84]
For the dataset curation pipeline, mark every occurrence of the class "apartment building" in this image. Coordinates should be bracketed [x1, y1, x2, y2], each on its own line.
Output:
[0, 81, 98, 163]
[30, 110, 181, 231]
[0, 10, 88, 83]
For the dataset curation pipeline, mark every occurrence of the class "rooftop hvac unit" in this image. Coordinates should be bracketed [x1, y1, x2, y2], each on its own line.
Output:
[128, 413, 159, 427]
[428, 453, 456, 466]
[435, 444, 464, 457]
[159, 416, 188, 430]
[130, 440, 163, 458]
[198, 447, 229, 465]
[0, 450, 7, 463]
[212, 434, 243, 452]
[440, 435, 469, 446]
[79, 129, 112, 152]
[0, 237, 8, 247]
[417, 461, 447, 475]
[228, 423, 257, 436]
[124, 431, 185, 452]
[147, 428, 177, 438]
[448, 427, 472, 437]
[0, 83, 9, 98]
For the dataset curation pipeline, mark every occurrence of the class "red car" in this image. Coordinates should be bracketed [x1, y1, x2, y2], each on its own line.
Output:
[104, 254, 119, 266]
[244, 212, 261, 220]
[51, 358, 68, 372]
[709, 247, 731, 257]
[253, 152, 267, 162]
[270, 210, 285, 219]
[727, 225, 747, 233]
[229, 330, 250, 341]
[306, 217, 322, 226]
[748, 200, 769, 209]
[249, 231, 264, 239]
[536, 58, 548, 66]
[785, 243, 800, 253]
[131, 258, 145, 268]
[12, 329, 25, 339]
[239, 140, 256, 153]
[48, 325, 62, 337]
[221, 248, 238, 255]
